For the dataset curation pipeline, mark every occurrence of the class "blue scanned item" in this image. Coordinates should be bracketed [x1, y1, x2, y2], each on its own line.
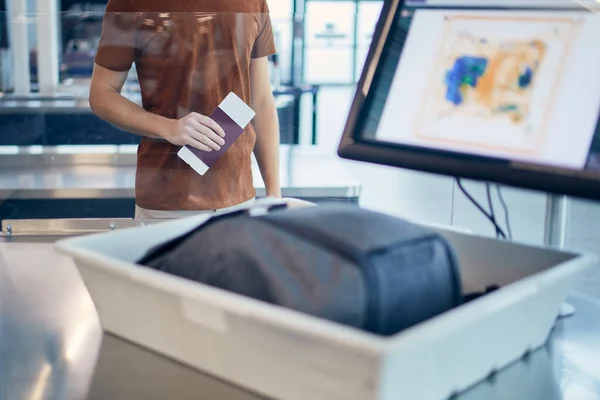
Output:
[445, 56, 489, 105]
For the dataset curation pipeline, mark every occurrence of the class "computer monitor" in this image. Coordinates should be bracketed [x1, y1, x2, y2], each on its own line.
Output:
[338, 0, 600, 201]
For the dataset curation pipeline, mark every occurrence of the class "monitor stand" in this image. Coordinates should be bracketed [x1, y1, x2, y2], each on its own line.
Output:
[544, 195, 569, 249]
[544, 195, 576, 318]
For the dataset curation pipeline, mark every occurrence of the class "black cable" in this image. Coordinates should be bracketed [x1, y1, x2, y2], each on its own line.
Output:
[456, 178, 507, 239]
[486, 183, 502, 238]
[455, 179, 492, 220]
[496, 185, 513, 241]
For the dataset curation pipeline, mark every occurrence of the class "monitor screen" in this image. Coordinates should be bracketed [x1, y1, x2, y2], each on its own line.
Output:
[339, 0, 600, 201]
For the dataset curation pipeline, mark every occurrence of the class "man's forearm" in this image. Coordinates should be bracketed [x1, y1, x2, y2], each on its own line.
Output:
[89, 88, 172, 140]
[253, 96, 281, 197]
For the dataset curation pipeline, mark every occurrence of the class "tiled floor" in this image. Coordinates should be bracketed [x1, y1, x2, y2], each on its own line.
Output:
[304, 86, 600, 298]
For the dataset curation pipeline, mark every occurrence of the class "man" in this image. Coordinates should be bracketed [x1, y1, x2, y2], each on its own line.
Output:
[89, 0, 281, 218]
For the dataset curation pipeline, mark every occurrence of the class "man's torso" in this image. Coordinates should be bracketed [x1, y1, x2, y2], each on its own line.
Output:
[98, 0, 274, 210]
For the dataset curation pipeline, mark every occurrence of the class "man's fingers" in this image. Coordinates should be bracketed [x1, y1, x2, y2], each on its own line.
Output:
[200, 125, 226, 147]
[195, 113, 226, 138]
[188, 117, 226, 146]
[187, 127, 221, 151]
[205, 116, 227, 138]
[195, 131, 221, 151]
[185, 136, 214, 152]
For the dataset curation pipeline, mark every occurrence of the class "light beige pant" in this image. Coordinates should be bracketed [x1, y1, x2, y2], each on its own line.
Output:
[134, 198, 257, 219]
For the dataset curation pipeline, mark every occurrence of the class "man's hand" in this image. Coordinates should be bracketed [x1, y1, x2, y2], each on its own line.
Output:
[90, 64, 228, 151]
[166, 113, 226, 151]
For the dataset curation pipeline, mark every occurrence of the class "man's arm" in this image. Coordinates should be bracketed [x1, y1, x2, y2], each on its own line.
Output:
[89, 64, 225, 151]
[89, 64, 170, 139]
[250, 57, 281, 198]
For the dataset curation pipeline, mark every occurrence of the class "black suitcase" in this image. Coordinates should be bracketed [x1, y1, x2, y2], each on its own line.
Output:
[138, 204, 463, 336]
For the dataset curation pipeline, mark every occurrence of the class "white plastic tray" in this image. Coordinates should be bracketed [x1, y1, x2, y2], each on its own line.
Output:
[55, 205, 597, 400]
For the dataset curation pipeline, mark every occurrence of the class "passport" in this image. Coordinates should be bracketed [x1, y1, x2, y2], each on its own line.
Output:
[178, 92, 256, 175]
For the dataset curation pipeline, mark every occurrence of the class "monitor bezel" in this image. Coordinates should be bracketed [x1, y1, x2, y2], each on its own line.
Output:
[338, 0, 600, 202]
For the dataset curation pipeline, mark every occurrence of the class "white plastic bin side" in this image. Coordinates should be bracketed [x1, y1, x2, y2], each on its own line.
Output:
[74, 252, 382, 400]
[55, 216, 597, 400]
[378, 270, 577, 400]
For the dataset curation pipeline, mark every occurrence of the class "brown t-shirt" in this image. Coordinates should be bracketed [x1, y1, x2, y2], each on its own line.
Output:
[95, 0, 276, 210]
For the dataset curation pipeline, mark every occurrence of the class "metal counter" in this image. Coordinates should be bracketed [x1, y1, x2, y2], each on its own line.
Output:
[0, 86, 314, 146]
[0, 145, 362, 220]
[0, 242, 599, 400]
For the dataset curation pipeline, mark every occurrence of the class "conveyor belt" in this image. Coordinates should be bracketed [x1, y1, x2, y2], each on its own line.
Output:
[0, 218, 167, 241]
